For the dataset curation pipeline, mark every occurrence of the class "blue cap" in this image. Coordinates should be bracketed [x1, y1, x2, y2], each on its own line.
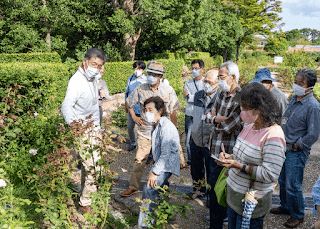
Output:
[250, 68, 276, 83]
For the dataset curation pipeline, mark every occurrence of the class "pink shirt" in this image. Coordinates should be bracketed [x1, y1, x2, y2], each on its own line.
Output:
[227, 124, 286, 198]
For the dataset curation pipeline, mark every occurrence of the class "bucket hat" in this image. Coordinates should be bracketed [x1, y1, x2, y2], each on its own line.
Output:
[250, 68, 276, 82]
[146, 61, 166, 75]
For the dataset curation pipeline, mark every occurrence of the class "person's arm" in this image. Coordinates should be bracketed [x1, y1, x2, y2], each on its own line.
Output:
[168, 87, 181, 124]
[170, 110, 178, 127]
[214, 104, 242, 134]
[127, 102, 143, 125]
[152, 125, 180, 176]
[219, 135, 286, 184]
[296, 106, 320, 150]
[124, 75, 132, 101]
[184, 82, 195, 102]
[61, 79, 79, 125]
[249, 136, 286, 183]
[126, 86, 144, 125]
[312, 175, 320, 218]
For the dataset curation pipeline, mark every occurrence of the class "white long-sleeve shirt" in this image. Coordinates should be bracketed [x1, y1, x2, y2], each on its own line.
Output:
[184, 78, 204, 116]
[61, 66, 100, 128]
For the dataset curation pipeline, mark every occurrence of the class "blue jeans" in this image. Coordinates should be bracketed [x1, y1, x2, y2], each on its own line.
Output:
[208, 158, 227, 229]
[278, 150, 308, 219]
[190, 138, 210, 192]
[185, 115, 193, 164]
[227, 206, 264, 229]
[138, 172, 172, 227]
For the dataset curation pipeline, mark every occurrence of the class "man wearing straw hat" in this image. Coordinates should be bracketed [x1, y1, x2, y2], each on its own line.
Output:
[120, 61, 181, 197]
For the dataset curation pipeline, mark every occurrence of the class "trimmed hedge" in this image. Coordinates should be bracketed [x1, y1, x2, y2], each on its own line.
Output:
[185, 57, 215, 70]
[155, 51, 211, 60]
[154, 52, 187, 60]
[0, 52, 62, 63]
[67, 59, 185, 96]
[0, 62, 69, 115]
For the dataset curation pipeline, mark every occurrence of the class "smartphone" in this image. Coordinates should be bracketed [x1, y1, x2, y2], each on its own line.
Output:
[211, 154, 230, 164]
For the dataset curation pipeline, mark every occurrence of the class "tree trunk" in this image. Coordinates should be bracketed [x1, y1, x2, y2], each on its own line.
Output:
[124, 27, 141, 61]
[42, 0, 51, 48]
[236, 40, 241, 61]
[223, 47, 228, 62]
[46, 31, 51, 47]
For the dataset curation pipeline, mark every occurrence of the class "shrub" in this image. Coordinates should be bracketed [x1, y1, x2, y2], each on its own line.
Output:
[277, 51, 318, 88]
[0, 52, 61, 63]
[241, 52, 252, 60]
[155, 52, 187, 60]
[188, 52, 210, 59]
[185, 57, 214, 71]
[0, 62, 69, 116]
[252, 51, 265, 58]
[213, 55, 223, 68]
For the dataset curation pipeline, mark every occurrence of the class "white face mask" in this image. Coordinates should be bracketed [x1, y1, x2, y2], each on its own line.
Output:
[145, 112, 155, 123]
[204, 83, 217, 94]
[134, 70, 143, 77]
[147, 74, 158, 85]
[85, 60, 100, 81]
[192, 69, 201, 78]
[218, 79, 231, 92]
[292, 83, 313, 96]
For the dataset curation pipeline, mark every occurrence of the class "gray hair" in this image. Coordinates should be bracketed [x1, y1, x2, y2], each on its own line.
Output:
[84, 47, 107, 64]
[220, 61, 240, 83]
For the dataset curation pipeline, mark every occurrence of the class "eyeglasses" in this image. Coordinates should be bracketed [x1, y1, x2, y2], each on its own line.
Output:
[218, 75, 229, 80]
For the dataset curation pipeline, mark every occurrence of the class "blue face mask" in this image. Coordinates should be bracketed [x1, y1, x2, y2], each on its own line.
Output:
[192, 69, 201, 78]
[292, 83, 313, 96]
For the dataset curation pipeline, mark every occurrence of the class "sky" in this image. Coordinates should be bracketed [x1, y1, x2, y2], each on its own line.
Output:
[280, 0, 320, 31]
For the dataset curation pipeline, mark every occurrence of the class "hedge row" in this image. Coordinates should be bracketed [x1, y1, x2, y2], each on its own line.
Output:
[0, 52, 62, 63]
[0, 62, 69, 116]
[68, 59, 185, 95]
[185, 57, 215, 70]
[155, 51, 211, 60]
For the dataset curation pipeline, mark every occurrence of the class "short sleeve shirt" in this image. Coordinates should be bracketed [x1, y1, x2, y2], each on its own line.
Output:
[127, 82, 180, 139]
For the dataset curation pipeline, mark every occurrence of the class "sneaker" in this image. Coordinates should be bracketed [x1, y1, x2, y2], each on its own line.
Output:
[128, 144, 136, 151]
[204, 215, 210, 222]
[120, 188, 139, 197]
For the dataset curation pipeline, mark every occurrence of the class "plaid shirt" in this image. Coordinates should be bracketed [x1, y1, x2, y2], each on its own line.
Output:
[127, 82, 180, 139]
[209, 87, 242, 156]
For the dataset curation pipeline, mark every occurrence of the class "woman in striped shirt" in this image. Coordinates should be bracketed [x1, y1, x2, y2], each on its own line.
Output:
[216, 82, 286, 229]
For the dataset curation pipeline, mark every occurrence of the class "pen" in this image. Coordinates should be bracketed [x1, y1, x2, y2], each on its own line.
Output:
[221, 143, 226, 159]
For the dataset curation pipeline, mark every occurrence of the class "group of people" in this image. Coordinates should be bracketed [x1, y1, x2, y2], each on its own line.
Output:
[61, 47, 320, 229]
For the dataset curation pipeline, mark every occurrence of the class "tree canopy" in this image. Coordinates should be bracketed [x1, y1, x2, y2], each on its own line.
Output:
[0, 0, 284, 61]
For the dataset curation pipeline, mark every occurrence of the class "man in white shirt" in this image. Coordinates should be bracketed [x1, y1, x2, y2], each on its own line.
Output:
[61, 47, 107, 214]
[183, 59, 205, 165]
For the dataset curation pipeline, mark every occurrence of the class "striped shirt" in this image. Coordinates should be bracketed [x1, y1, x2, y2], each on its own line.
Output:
[227, 123, 286, 199]
[209, 87, 242, 156]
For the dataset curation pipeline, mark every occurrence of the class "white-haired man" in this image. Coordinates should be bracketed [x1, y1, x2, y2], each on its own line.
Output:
[205, 61, 243, 229]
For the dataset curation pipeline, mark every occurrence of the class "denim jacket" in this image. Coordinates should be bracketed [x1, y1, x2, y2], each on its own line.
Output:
[151, 117, 180, 177]
[282, 92, 320, 155]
